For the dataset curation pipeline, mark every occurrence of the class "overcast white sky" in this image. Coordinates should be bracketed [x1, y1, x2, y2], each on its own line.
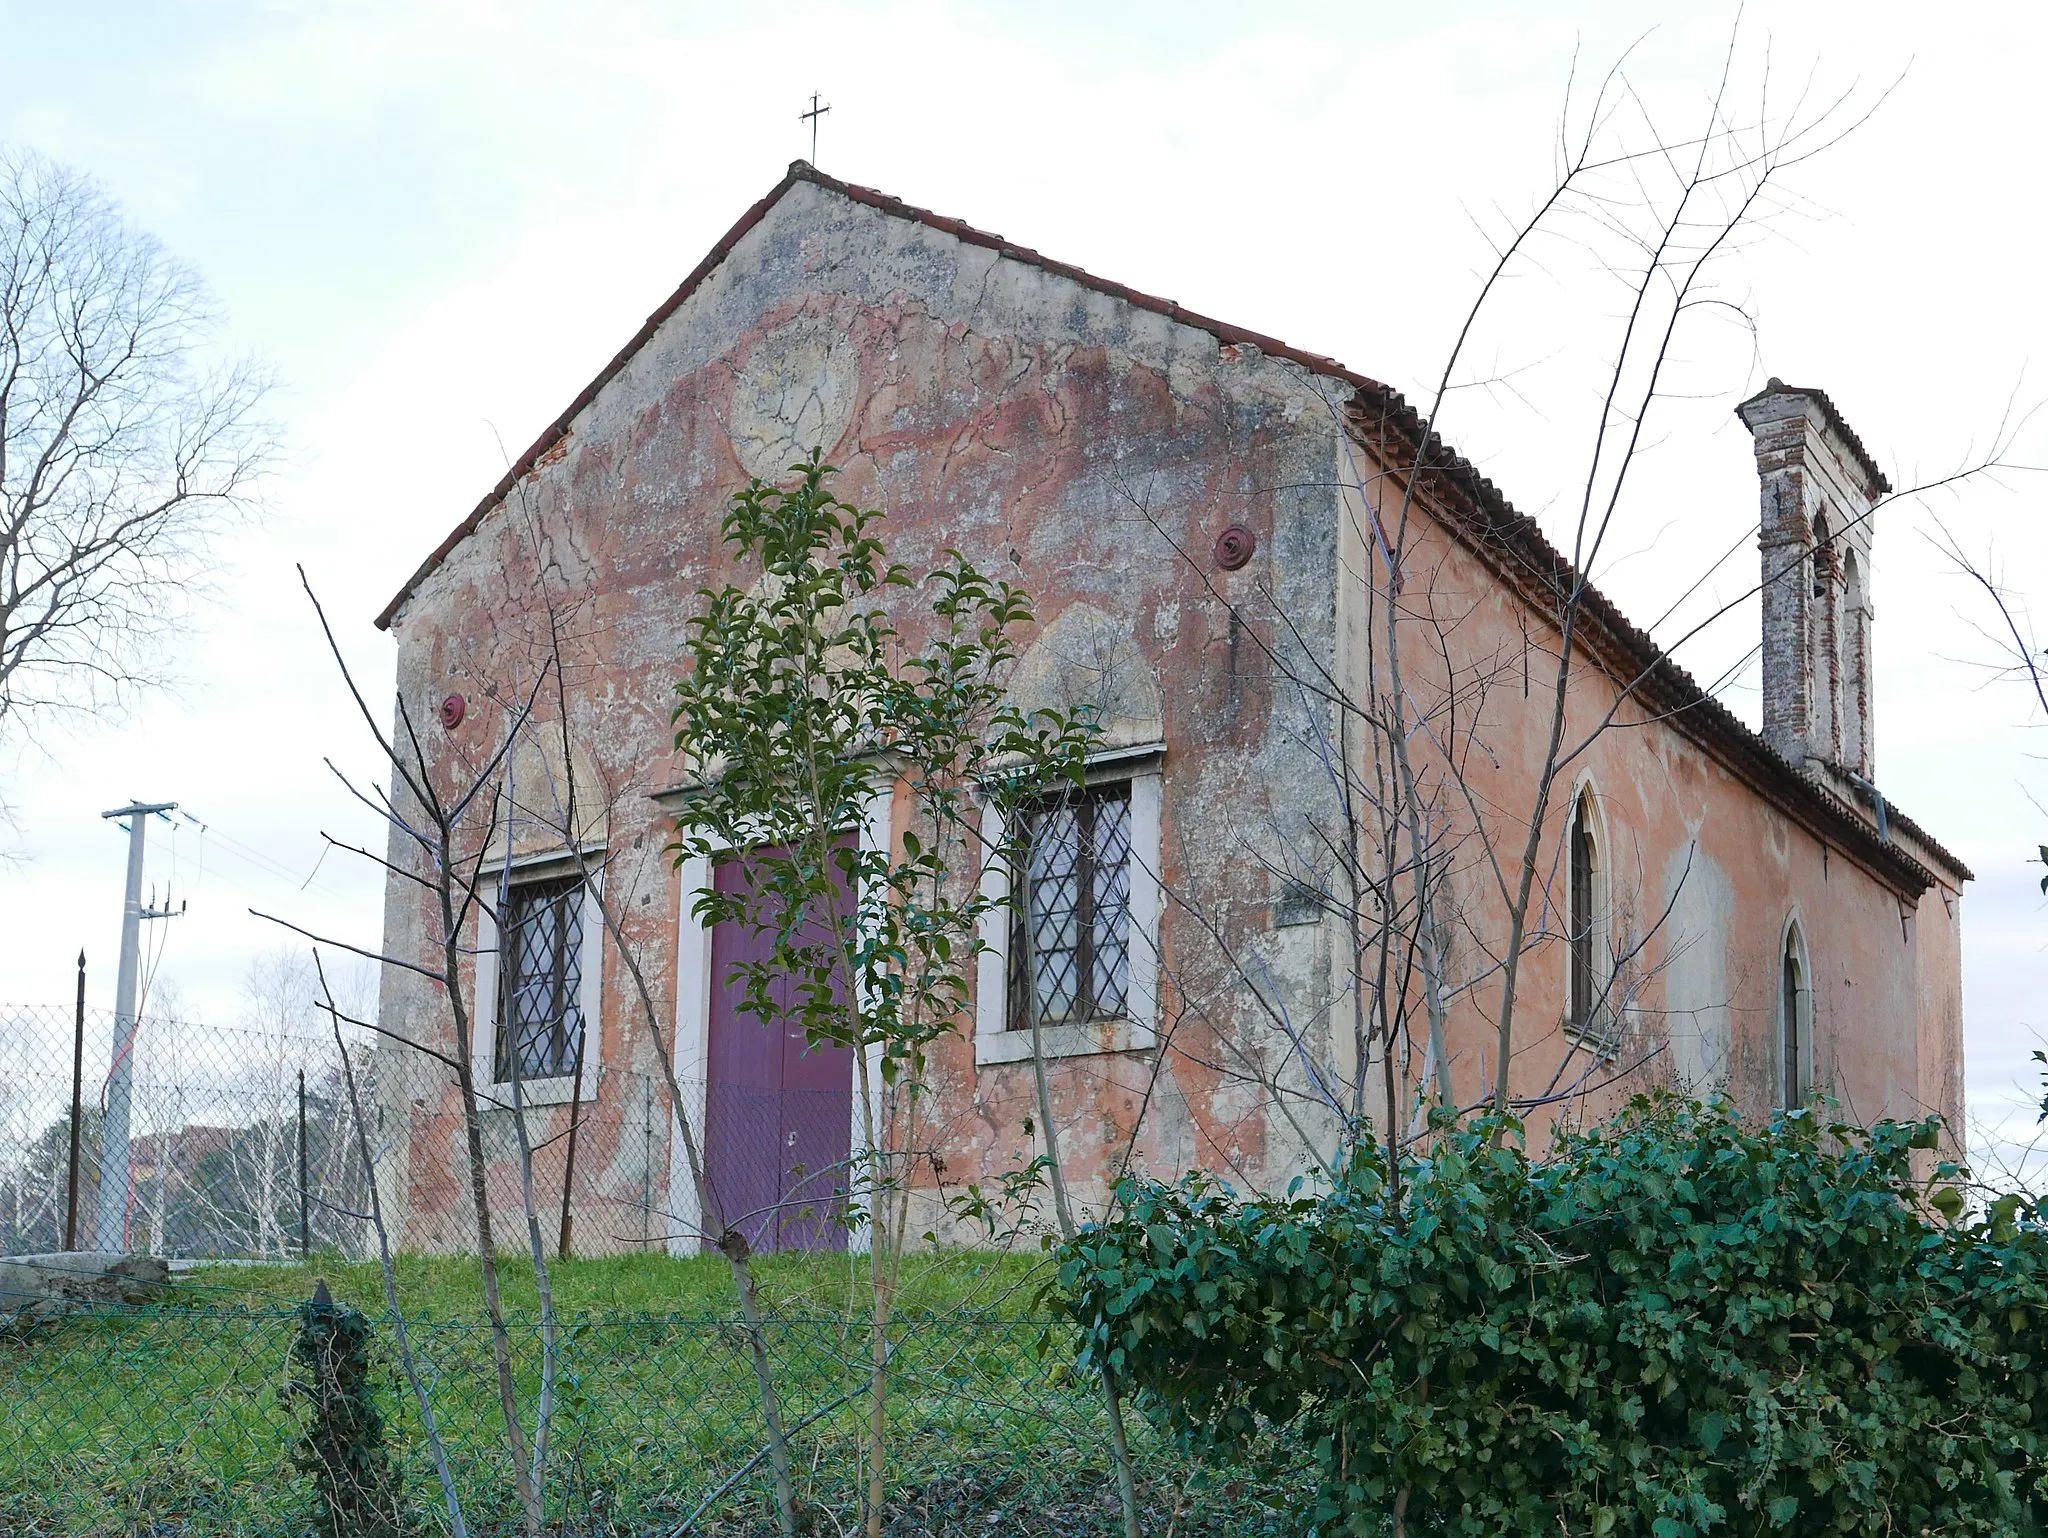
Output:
[1, 1, 2041, 1131]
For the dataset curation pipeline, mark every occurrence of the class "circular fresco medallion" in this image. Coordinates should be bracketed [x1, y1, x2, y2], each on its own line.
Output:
[727, 313, 861, 482]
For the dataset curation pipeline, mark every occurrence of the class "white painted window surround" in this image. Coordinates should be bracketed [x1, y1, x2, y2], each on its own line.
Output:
[974, 745, 1164, 1067]
[473, 848, 606, 1111]
[666, 788, 894, 1257]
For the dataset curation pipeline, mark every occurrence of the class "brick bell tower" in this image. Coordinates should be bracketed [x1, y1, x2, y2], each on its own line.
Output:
[1737, 380, 1889, 784]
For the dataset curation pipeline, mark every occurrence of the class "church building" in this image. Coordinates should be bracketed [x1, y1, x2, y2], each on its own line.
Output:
[370, 163, 1967, 1253]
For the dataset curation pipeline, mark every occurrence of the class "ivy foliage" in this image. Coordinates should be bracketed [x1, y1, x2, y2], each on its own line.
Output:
[289, 1281, 406, 1538]
[1056, 1095, 2048, 1536]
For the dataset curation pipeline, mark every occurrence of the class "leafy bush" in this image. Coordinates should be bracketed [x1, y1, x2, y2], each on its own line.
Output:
[1056, 1095, 2048, 1536]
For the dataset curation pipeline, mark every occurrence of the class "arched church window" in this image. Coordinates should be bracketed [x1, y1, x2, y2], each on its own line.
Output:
[1843, 548, 1869, 772]
[1569, 789, 1601, 1032]
[1780, 923, 1811, 1109]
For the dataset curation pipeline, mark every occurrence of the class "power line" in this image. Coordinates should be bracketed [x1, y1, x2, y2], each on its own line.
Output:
[172, 809, 351, 902]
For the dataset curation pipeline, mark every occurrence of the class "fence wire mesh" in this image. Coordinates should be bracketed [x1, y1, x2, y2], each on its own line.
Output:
[0, 1299, 1305, 1536]
[0, 1003, 385, 1260]
[0, 1004, 747, 1263]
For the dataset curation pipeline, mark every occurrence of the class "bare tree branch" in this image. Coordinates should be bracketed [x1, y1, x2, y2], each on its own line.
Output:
[0, 148, 273, 738]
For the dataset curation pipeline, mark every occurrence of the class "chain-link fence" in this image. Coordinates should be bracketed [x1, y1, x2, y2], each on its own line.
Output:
[2, 1002, 915, 1265]
[0, 1298, 1306, 1535]
[0, 1003, 700, 1263]
[0, 1003, 386, 1260]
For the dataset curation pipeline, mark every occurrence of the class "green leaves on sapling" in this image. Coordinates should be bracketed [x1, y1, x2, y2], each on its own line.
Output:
[671, 449, 1095, 1093]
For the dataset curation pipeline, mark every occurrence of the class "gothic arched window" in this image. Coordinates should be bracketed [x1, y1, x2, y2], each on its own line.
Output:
[1780, 922, 1811, 1109]
[1843, 548, 1870, 773]
[1569, 789, 1601, 1033]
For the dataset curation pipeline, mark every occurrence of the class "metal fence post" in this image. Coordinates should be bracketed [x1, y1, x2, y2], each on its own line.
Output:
[641, 1076, 653, 1248]
[298, 1068, 311, 1260]
[64, 951, 85, 1251]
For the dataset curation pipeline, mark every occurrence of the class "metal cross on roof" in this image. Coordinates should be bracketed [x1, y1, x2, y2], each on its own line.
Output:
[801, 92, 830, 164]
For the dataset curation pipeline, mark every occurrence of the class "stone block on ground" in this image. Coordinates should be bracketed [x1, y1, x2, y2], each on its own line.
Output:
[0, 1251, 171, 1324]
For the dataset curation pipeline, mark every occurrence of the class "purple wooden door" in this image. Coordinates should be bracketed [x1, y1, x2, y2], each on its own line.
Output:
[703, 841, 856, 1253]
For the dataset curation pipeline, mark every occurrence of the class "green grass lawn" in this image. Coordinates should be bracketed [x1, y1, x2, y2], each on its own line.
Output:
[0, 1249, 1300, 1536]
[166, 1241, 1059, 1321]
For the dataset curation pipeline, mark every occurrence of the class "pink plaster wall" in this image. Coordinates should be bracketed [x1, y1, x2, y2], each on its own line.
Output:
[372, 175, 1966, 1252]
[1339, 439, 1965, 1149]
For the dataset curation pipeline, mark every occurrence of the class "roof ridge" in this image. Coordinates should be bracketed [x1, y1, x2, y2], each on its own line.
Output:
[372, 161, 1964, 892]
[375, 160, 1385, 631]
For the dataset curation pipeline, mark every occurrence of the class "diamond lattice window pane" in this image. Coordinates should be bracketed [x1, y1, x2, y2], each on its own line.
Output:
[1090, 794, 1132, 1018]
[497, 876, 584, 1082]
[1016, 804, 1080, 1025]
[1009, 784, 1133, 1030]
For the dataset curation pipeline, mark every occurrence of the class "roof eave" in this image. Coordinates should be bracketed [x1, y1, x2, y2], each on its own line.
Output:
[1342, 390, 1966, 897]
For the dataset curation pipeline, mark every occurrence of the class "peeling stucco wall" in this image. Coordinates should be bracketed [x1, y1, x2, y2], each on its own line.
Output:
[1330, 429, 1965, 1149]
[377, 177, 1356, 1247]
[373, 175, 1968, 1253]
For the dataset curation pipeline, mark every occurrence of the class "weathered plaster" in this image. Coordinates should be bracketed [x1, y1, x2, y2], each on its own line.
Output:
[372, 170, 1967, 1252]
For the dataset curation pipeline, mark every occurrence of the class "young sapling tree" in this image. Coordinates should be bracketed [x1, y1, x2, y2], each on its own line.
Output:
[671, 453, 1092, 1537]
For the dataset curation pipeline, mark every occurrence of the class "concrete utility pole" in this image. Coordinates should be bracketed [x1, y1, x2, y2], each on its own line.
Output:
[97, 800, 178, 1253]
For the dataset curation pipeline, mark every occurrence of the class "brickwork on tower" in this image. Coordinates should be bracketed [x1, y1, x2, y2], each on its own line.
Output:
[1738, 380, 1889, 780]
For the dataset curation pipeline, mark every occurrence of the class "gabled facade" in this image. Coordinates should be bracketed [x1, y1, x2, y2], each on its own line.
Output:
[371, 163, 1967, 1253]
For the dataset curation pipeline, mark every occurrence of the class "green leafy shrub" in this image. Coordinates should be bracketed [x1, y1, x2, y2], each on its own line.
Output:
[1056, 1095, 2048, 1536]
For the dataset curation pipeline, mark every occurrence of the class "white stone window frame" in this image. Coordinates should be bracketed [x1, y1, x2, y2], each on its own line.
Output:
[666, 788, 895, 1257]
[975, 743, 1164, 1067]
[473, 847, 606, 1111]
